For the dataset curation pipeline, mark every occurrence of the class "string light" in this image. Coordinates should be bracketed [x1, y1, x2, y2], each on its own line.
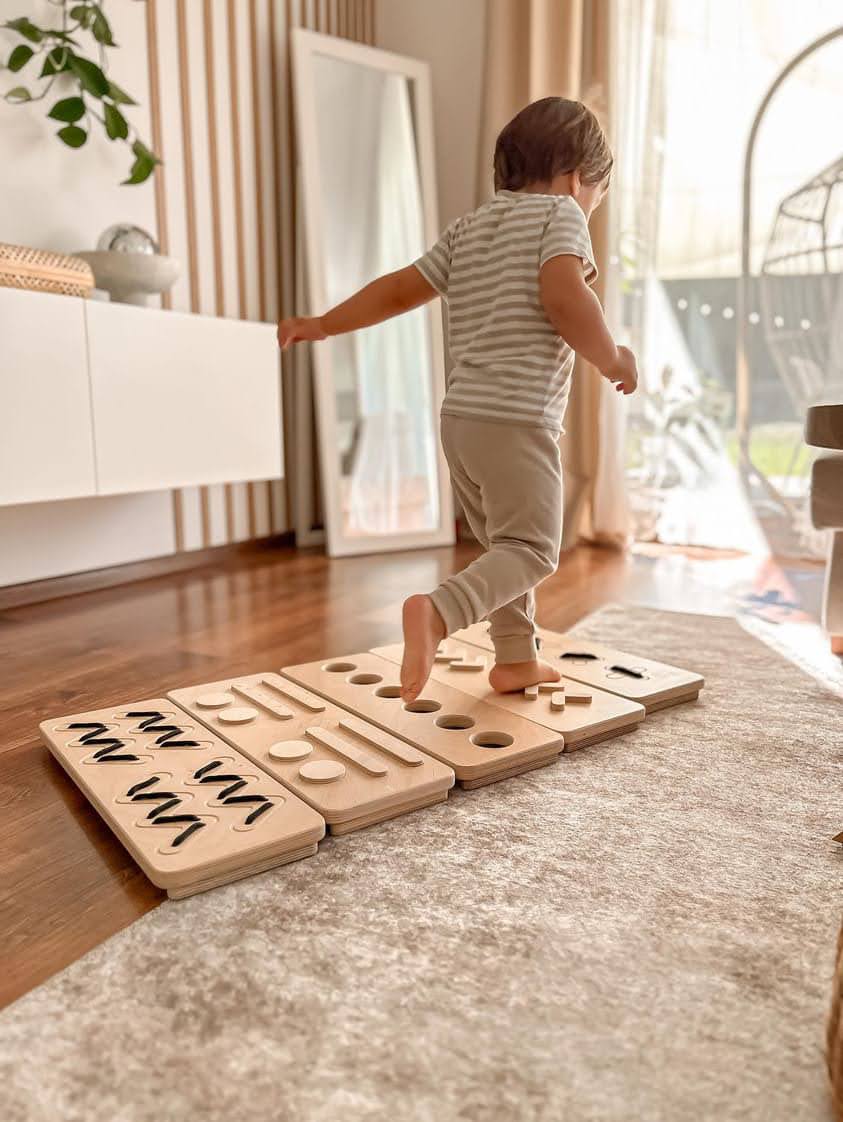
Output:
[774, 315, 784, 327]
[700, 303, 711, 316]
[800, 317, 811, 330]
[749, 312, 760, 324]
[677, 297, 688, 310]
[722, 306, 734, 319]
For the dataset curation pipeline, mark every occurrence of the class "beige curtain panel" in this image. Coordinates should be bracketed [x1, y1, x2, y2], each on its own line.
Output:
[476, 0, 628, 549]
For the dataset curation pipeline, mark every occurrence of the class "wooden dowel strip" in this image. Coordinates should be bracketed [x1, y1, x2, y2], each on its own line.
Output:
[338, 716, 425, 766]
[230, 683, 293, 719]
[263, 677, 326, 712]
[306, 726, 388, 776]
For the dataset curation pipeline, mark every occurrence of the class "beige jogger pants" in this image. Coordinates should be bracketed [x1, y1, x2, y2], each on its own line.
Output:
[430, 413, 563, 663]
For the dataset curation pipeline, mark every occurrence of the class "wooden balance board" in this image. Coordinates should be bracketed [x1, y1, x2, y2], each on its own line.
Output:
[452, 623, 704, 713]
[169, 673, 455, 835]
[40, 700, 326, 899]
[371, 641, 646, 749]
[280, 653, 563, 789]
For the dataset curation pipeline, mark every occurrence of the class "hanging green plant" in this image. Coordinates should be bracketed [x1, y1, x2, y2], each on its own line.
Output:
[1, 2, 160, 185]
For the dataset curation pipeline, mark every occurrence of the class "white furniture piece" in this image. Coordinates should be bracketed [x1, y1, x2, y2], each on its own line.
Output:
[0, 287, 97, 505]
[806, 403, 843, 654]
[291, 29, 454, 557]
[0, 287, 283, 507]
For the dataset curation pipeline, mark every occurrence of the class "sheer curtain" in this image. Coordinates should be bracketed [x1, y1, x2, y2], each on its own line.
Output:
[476, 0, 629, 549]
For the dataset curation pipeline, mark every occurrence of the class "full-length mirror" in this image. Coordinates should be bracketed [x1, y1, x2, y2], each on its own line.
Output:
[292, 29, 454, 556]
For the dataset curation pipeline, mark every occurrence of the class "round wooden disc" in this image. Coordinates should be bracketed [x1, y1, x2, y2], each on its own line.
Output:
[299, 759, 346, 783]
[218, 706, 258, 724]
[268, 740, 313, 761]
[195, 691, 235, 708]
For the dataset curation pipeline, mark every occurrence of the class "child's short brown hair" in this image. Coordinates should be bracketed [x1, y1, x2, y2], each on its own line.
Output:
[493, 97, 613, 192]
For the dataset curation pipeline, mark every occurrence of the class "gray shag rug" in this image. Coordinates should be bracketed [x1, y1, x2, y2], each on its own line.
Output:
[2, 605, 841, 1122]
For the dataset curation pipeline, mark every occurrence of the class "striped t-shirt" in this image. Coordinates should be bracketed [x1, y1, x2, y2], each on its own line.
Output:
[414, 190, 597, 432]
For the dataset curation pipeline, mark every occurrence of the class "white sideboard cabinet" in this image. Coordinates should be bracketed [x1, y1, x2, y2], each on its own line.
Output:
[0, 288, 283, 507]
[0, 287, 97, 505]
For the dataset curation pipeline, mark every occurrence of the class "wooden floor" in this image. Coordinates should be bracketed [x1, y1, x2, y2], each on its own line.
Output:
[0, 539, 713, 1008]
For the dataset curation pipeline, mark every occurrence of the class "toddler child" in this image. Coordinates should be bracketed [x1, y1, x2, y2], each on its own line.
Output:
[279, 96, 638, 702]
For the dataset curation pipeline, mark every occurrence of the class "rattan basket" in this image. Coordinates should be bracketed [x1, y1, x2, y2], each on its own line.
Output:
[829, 918, 843, 1120]
[0, 242, 94, 298]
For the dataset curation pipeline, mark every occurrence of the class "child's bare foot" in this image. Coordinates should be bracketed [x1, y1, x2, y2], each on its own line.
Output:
[401, 595, 446, 702]
[488, 659, 561, 694]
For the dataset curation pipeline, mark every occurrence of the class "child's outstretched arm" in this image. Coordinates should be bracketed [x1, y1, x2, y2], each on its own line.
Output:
[539, 255, 638, 394]
[278, 266, 437, 350]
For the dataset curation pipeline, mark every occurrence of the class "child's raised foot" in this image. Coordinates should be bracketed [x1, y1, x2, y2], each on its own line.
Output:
[488, 659, 561, 694]
[400, 594, 446, 703]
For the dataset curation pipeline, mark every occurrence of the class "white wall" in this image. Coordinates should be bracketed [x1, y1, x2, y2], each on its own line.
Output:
[375, 0, 487, 227]
[0, 2, 177, 583]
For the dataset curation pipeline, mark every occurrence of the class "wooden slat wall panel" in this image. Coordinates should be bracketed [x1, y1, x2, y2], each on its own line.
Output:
[143, 0, 373, 550]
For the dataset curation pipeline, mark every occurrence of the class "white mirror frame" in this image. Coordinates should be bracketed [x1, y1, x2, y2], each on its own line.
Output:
[291, 28, 455, 557]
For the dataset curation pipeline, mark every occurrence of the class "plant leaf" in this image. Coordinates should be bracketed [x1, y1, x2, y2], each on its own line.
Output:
[68, 55, 108, 97]
[4, 17, 43, 44]
[4, 86, 31, 103]
[122, 153, 155, 185]
[8, 44, 34, 72]
[132, 139, 159, 165]
[41, 46, 72, 77]
[106, 79, 137, 106]
[57, 124, 87, 148]
[69, 4, 92, 28]
[47, 96, 86, 123]
[103, 101, 128, 140]
[91, 8, 116, 47]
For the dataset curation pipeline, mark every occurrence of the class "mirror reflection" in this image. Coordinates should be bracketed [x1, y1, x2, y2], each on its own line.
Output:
[311, 53, 440, 537]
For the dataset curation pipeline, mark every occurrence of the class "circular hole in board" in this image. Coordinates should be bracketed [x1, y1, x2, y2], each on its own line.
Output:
[375, 685, 402, 699]
[323, 661, 357, 673]
[470, 730, 515, 750]
[435, 713, 475, 731]
[348, 672, 382, 686]
[268, 740, 313, 761]
[403, 699, 442, 714]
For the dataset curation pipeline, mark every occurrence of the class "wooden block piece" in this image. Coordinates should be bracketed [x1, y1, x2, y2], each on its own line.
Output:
[449, 657, 486, 672]
[565, 687, 593, 704]
[168, 672, 454, 834]
[370, 641, 646, 753]
[282, 652, 563, 786]
[450, 622, 704, 712]
[231, 683, 294, 720]
[306, 726, 389, 776]
[218, 707, 259, 724]
[196, 692, 236, 708]
[262, 676, 326, 712]
[299, 759, 346, 783]
[550, 691, 566, 711]
[338, 716, 425, 766]
[39, 699, 325, 896]
[268, 740, 313, 761]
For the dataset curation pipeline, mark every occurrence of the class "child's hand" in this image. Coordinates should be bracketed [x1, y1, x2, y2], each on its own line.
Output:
[604, 345, 638, 395]
[277, 315, 327, 350]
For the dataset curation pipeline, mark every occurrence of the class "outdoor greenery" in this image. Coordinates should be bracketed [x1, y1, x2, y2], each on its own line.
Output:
[1, 2, 159, 184]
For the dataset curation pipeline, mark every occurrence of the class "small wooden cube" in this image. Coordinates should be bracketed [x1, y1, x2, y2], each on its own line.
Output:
[550, 691, 566, 711]
[523, 685, 539, 700]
